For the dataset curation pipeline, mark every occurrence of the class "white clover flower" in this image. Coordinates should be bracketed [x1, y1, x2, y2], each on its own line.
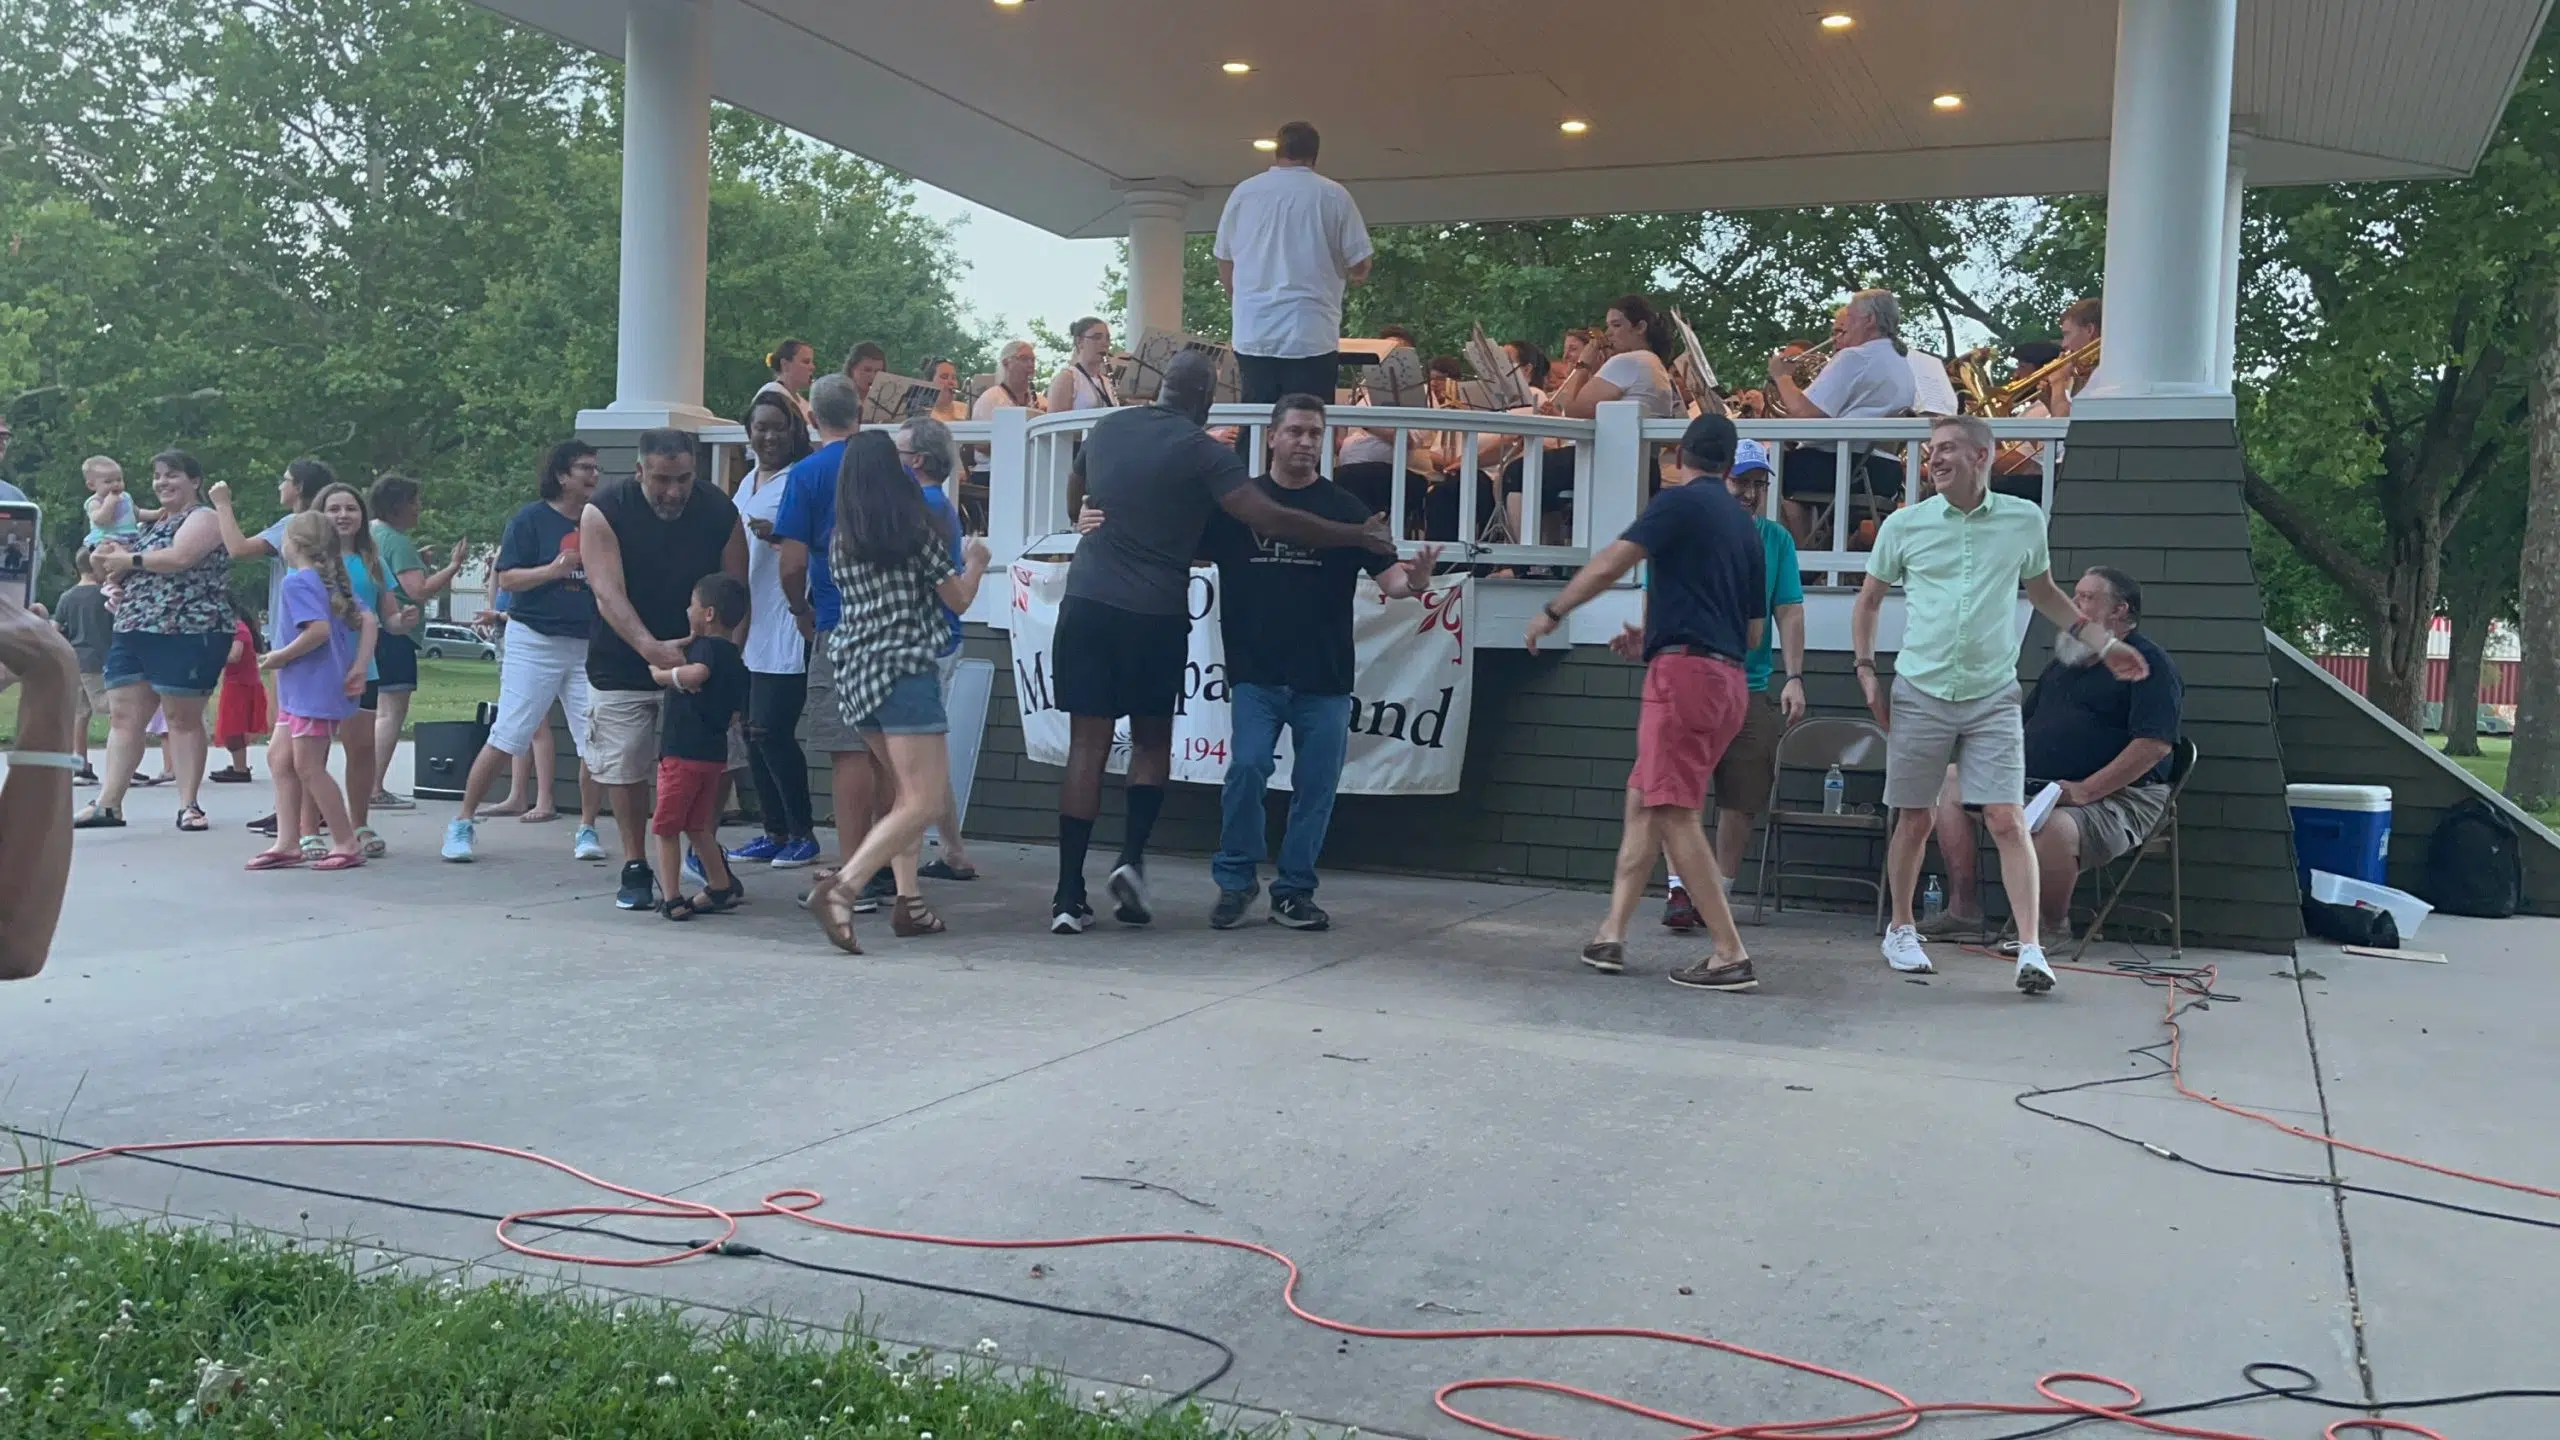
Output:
[148, 1379, 166, 1392]
[489, 1320, 503, 1331]
[1139, 1375, 1153, 1387]
[809, 1377, 824, 1389]
[975, 1338, 998, 1355]
[656, 1374, 677, 1388]
[0, 1386, 13, 1405]
[1011, 1422, 1025, 1433]
[745, 1409, 757, 1420]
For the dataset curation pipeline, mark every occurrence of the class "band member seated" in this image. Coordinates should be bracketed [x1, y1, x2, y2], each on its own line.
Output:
[1921, 565, 2182, 948]
[1421, 355, 1498, 543]
[1990, 339, 2063, 496]
[2043, 297, 2101, 417]
[1768, 288, 1918, 550]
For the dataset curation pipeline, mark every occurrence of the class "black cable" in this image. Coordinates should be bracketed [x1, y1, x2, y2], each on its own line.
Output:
[0, 1122, 1236, 1409]
[1973, 1362, 2560, 1440]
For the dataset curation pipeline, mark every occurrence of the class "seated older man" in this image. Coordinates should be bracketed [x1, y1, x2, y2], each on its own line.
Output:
[1921, 565, 2182, 946]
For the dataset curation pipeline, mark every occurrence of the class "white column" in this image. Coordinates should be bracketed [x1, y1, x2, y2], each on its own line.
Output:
[1118, 183, 1195, 345]
[2076, 0, 2236, 419]
[2213, 134, 2251, 389]
[580, 0, 717, 434]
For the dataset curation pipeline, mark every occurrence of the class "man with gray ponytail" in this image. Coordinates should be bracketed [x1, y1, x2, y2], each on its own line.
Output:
[1770, 287, 1919, 546]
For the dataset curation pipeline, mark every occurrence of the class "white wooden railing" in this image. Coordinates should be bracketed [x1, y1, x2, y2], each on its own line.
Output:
[699, 405, 2071, 646]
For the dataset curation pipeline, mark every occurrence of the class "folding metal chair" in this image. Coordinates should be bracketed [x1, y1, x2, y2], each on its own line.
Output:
[2068, 737, 2198, 962]
[1754, 717, 1892, 932]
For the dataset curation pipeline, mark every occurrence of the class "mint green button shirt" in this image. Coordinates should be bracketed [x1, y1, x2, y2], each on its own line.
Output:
[1866, 490, 2050, 703]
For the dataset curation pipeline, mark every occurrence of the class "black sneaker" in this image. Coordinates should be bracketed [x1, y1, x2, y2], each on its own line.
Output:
[614, 860, 658, 911]
[1269, 894, 1330, 931]
[1668, 958, 1759, 992]
[859, 867, 897, 903]
[1210, 882, 1260, 930]
[246, 812, 278, 836]
[1106, 863, 1153, 925]
[74, 764, 99, 787]
[1049, 901, 1095, 934]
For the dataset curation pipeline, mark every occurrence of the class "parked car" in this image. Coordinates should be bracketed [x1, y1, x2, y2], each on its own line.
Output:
[419, 621, 498, 661]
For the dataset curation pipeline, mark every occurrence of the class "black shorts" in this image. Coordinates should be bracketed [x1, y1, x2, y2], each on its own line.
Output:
[1780, 446, 1906, 504]
[1053, 595, 1187, 719]
[375, 631, 420, 693]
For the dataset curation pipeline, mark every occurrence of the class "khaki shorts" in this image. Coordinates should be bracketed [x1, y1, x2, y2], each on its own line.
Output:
[580, 688, 663, 787]
[2058, 781, 2171, 870]
[1885, 675, 2024, 810]
[802, 663, 868, 756]
[79, 671, 109, 722]
[1711, 688, 1784, 816]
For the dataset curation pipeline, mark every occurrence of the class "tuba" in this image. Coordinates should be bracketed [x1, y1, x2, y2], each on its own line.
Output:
[1947, 346, 2003, 415]
[1981, 337, 2100, 416]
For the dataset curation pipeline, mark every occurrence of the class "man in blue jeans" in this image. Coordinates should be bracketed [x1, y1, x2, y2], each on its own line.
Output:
[1201, 395, 1436, 930]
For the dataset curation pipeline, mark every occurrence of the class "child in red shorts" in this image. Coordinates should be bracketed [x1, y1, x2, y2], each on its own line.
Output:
[648, 573, 752, 920]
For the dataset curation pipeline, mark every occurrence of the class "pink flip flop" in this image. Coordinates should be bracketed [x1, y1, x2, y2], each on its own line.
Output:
[310, 853, 366, 872]
[244, 851, 303, 871]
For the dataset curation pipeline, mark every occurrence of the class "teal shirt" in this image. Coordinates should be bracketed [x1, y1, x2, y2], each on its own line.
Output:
[1866, 490, 2050, 703]
[371, 522, 426, 602]
[348, 554, 383, 683]
[1744, 516, 1803, 692]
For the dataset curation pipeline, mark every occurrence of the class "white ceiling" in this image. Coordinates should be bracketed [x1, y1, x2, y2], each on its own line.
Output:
[477, 0, 2552, 237]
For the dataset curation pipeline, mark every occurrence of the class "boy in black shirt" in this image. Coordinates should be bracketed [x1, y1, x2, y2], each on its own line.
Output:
[647, 573, 751, 920]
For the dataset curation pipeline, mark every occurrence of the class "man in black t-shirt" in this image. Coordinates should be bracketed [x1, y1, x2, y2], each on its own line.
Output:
[1925, 565, 2183, 948]
[581, 428, 747, 911]
[1193, 396, 1438, 931]
[1526, 413, 1767, 993]
[1048, 351, 1392, 937]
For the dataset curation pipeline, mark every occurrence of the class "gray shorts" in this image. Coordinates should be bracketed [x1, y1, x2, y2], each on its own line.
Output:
[802, 663, 867, 756]
[2058, 781, 2171, 870]
[1885, 675, 2024, 810]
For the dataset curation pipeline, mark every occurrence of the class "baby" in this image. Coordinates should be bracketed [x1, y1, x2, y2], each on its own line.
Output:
[82, 457, 161, 549]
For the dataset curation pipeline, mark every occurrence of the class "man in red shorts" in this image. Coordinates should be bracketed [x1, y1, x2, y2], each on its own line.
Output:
[1526, 413, 1767, 991]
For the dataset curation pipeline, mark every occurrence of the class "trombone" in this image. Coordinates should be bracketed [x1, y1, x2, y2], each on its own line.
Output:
[1978, 337, 2100, 416]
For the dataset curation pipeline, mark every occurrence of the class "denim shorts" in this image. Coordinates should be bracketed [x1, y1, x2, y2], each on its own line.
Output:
[856, 668, 948, 736]
[103, 629, 232, 699]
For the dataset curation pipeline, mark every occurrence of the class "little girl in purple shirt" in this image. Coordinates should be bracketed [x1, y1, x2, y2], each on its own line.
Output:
[246, 512, 377, 871]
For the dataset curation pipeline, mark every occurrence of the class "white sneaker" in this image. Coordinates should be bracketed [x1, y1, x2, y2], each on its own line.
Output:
[571, 824, 606, 861]
[2015, 944, 2057, 995]
[1882, 924, 1934, 974]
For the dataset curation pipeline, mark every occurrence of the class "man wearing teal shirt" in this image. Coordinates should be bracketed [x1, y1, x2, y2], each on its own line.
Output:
[1851, 415, 2148, 995]
[1662, 440, 1806, 933]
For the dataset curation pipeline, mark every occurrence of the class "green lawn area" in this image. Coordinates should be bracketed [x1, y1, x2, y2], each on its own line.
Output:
[0, 658, 499, 748]
[2435, 735, 2560, 826]
[1, 1196, 1227, 1439]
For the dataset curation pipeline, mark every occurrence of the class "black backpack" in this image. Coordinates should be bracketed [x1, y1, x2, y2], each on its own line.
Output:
[2424, 797, 2523, 918]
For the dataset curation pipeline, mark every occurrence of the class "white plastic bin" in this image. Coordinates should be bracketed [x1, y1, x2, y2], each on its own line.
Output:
[2308, 869, 2432, 942]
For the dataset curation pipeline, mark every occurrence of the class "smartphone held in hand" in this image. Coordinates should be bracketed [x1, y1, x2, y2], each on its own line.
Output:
[0, 501, 40, 610]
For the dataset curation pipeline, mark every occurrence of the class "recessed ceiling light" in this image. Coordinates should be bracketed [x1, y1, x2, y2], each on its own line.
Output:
[991, 0, 1023, 8]
[1819, 12, 1854, 29]
[1221, 60, 1252, 74]
[1559, 118, 1590, 135]
[1253, 137, 1278, 151]
[1932, 93, 1964, 110]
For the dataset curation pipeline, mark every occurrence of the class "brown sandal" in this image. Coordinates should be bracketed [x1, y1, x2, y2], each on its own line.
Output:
[805, 880, 862, 955]
[891, 894, 946, 937]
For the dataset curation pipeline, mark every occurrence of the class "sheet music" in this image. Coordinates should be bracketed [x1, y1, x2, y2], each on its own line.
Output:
[1122, 329, 1240, 404]
[1669, 307, 1723, 417]
[1906, 350, 1962, 417]
[1461, 324, 1529, 411]
[863, 372, 941, 425]
[1361, 346, 1426, 408]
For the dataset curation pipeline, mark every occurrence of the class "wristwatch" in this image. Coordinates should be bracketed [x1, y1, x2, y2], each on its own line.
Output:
[1540, 601, 1565, 623]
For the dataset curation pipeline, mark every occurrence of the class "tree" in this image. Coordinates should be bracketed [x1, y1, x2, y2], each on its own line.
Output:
[2512, 268, 2560, 808]
[2437, 454, 2527, 755]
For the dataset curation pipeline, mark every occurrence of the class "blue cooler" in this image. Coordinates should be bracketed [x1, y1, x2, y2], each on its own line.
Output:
[2287, 783, 2392, 892]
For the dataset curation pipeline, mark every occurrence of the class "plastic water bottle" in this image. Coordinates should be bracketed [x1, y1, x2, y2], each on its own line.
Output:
[1823, 764, 1846, 816]
[1922, 874, 1945, 923]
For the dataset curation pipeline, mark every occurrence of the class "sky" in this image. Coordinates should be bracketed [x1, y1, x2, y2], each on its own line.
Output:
[907, 183, 1121, 345]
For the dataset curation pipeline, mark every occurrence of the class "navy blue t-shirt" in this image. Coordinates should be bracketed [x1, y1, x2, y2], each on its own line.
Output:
[1620, 480, 1767, 662]
[2024, 630, 2182, 785]
[493, 499, 593, 639]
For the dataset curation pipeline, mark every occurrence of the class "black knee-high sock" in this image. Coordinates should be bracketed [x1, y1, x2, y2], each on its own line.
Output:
[1119, 784, 1165, 868]
[1057, 814, 1094, 904]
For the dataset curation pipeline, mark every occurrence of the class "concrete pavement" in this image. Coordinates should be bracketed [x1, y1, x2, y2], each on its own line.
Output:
[5, 755, 2556, 1438]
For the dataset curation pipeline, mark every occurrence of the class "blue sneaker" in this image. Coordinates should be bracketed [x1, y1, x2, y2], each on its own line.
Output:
[683, 848, 708, 887]
[440, 818, 477, 863]
[572, 824, 606, 861]
[770, 836, 820, 870]
[727, 834, 784, 864]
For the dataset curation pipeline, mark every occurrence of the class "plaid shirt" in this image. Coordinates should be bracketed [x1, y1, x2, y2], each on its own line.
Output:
[826, 539, 957, 725]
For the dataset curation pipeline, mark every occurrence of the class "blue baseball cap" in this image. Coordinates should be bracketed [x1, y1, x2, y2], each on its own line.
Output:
[1731, 438, 1773, 478]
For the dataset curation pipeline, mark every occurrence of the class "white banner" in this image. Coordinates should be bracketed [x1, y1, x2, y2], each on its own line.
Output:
[1007, 562, 1471, 795]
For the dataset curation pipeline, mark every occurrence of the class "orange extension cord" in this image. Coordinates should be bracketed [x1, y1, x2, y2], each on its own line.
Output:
[7, 955, 2545, 1440]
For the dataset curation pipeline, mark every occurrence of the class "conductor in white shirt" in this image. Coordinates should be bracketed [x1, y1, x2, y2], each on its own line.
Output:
[1214, 121, 1374, 407]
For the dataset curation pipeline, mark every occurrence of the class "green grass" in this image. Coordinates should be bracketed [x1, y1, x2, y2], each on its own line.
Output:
[0, 658, 498, 748]
[0, 1195, 1235, 1439]
[2436, 735, 2560, 826]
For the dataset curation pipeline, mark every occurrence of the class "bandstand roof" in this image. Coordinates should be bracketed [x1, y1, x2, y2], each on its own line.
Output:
[480, 0, 2551, 235]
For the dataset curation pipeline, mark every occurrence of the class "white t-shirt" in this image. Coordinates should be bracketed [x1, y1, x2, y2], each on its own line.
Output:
[1049, 364, 1117, 412]
[1213, 164, 1374, 360]
[1804, 338, 1918, 419]
[970, 384, 1039, 421]
[1596, 350, 1684, 418]
[732, 466, 803, 675]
